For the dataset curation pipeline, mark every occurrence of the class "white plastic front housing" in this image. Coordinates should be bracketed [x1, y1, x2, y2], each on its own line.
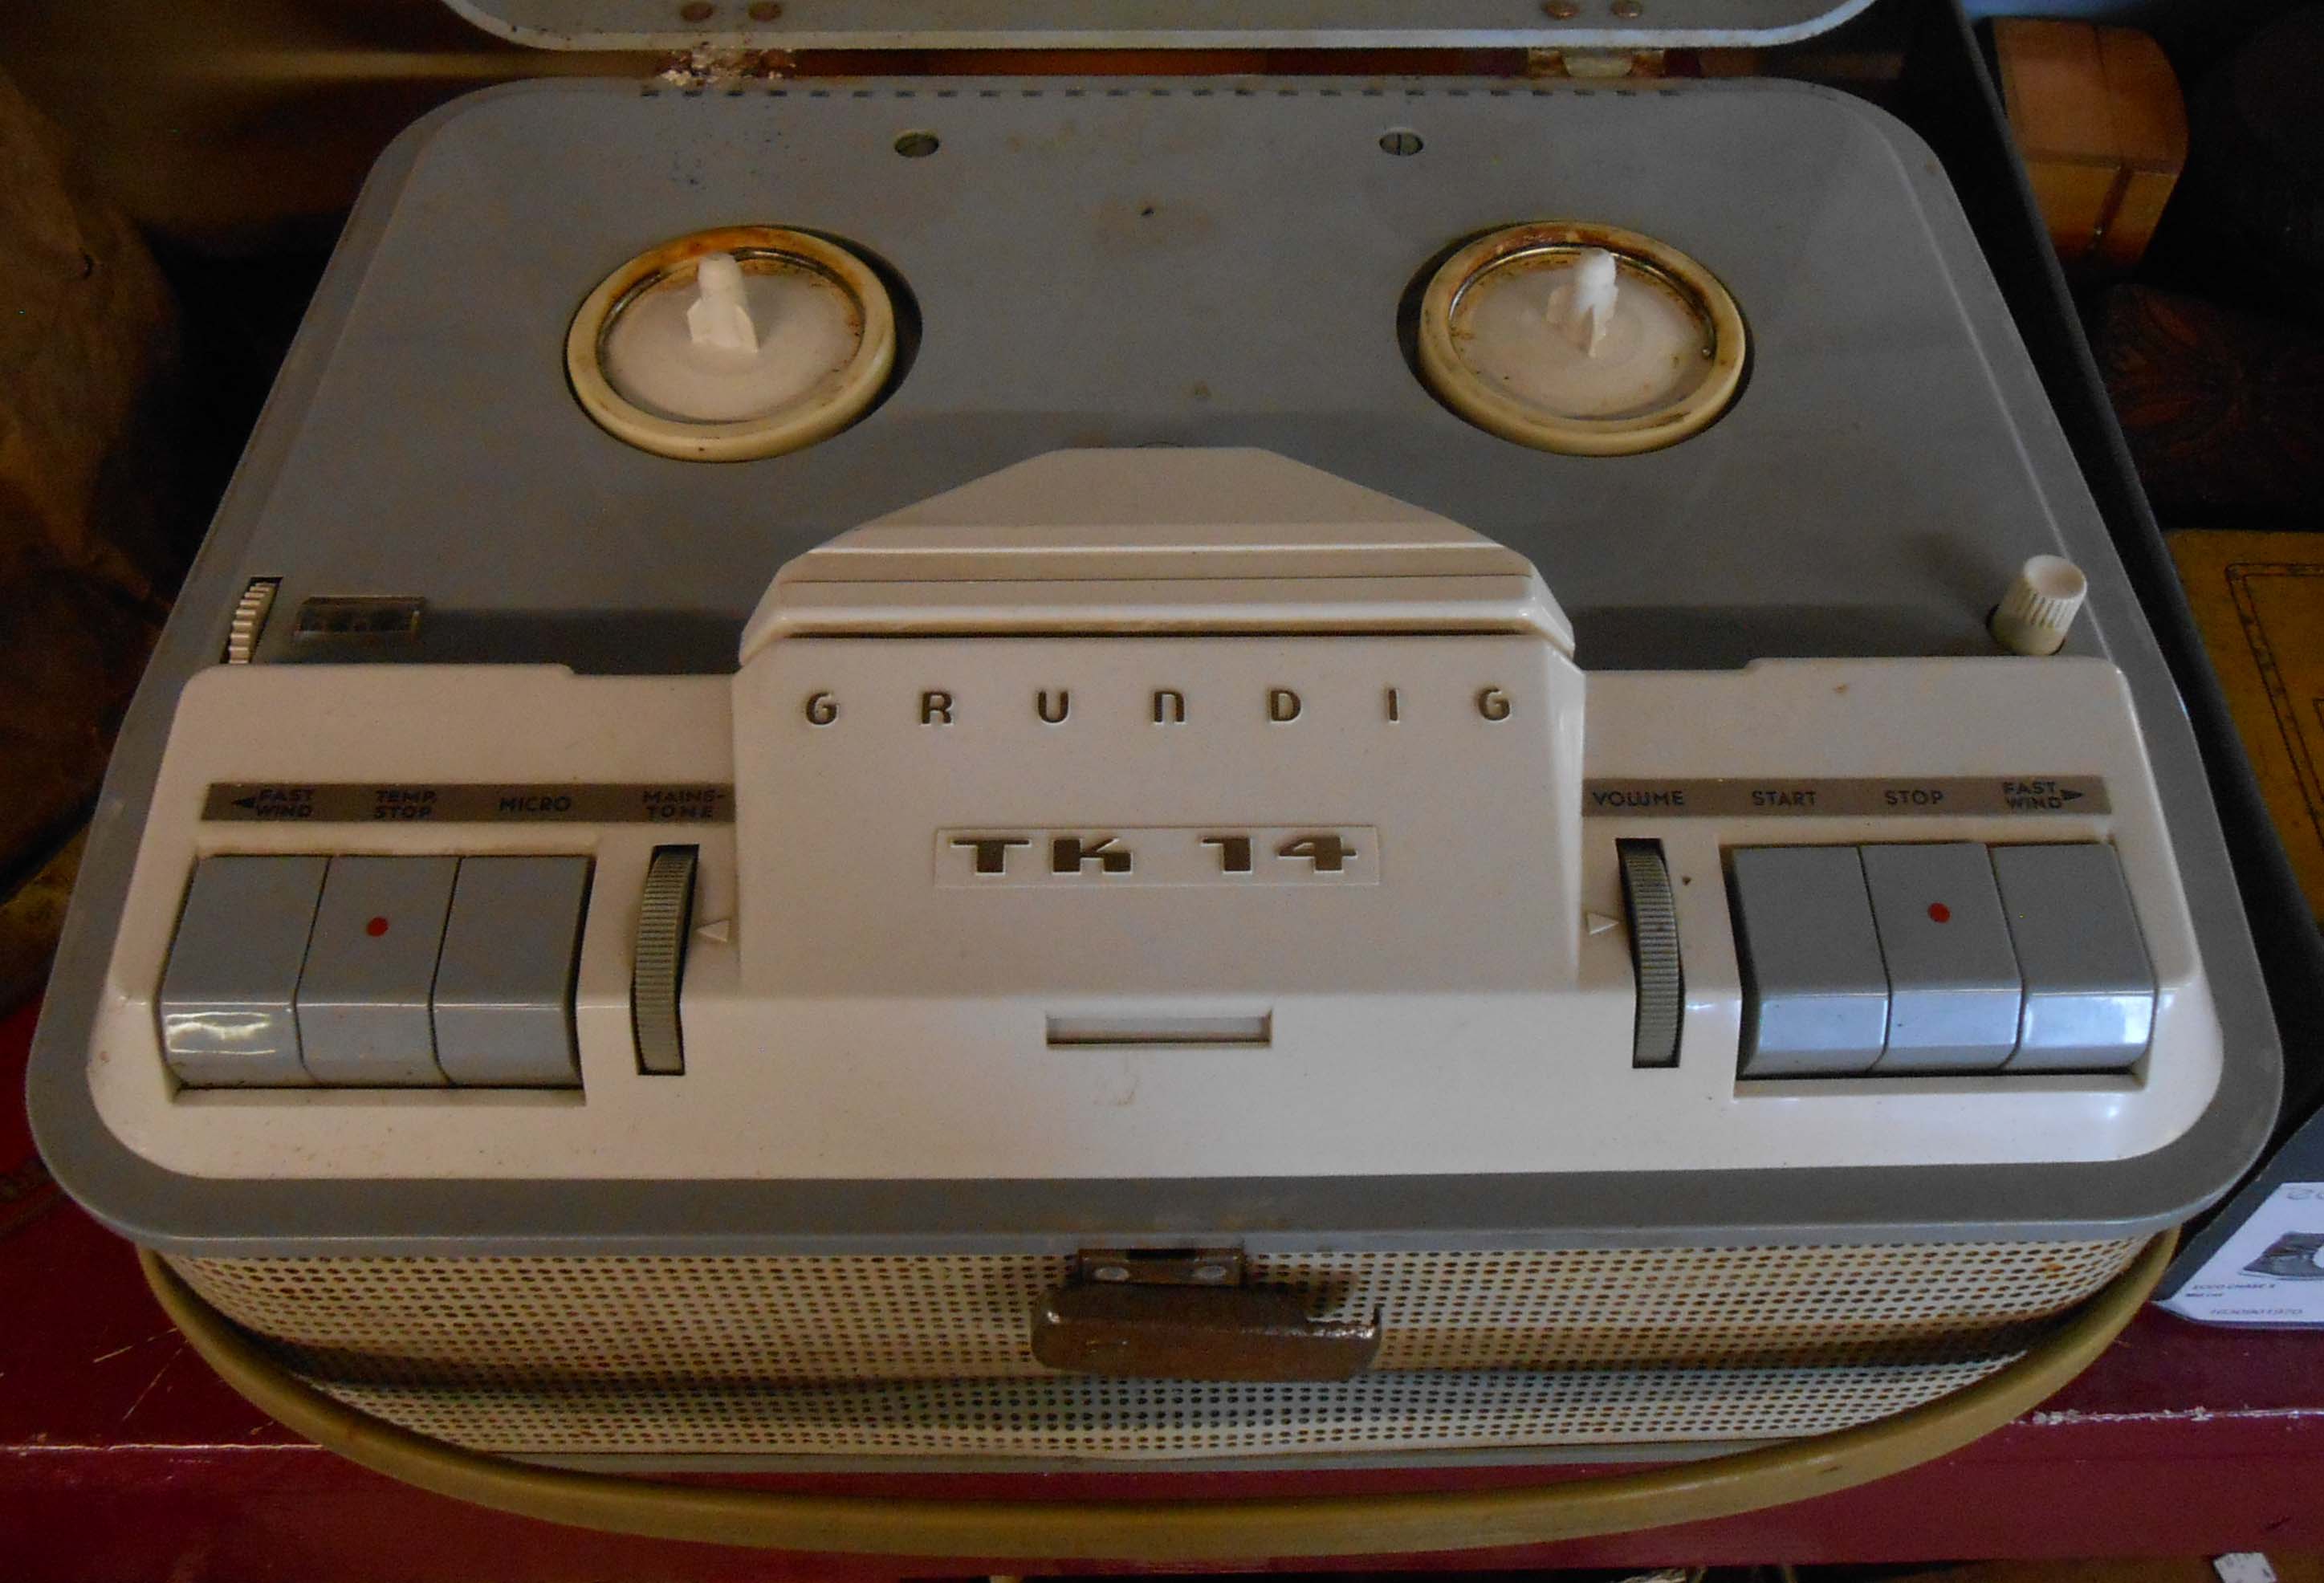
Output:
[86, 453, 2221, 1182]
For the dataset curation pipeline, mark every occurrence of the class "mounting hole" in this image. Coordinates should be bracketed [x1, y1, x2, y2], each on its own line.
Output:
[1379, 128, 1424, 157]
[747, 0, 783, 16]
[678, 1, 714, 21]
[893, 130, 941, 158]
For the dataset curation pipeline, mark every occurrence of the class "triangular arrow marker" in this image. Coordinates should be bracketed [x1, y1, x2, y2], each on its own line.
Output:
[1586, 911, 1620, 936]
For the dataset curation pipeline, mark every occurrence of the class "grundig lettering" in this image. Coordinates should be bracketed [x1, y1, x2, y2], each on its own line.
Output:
[801, 686, 1516, 726]
[937, 827, 1381, 888]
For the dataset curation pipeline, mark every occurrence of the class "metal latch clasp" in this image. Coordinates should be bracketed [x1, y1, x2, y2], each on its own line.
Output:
[1029, 1250, 1382, 1382]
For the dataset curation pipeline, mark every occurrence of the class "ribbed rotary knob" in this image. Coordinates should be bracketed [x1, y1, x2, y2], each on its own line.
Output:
[1991, 555, 2088, 657]
[632, 847, 698, 1076]
[1618, 840, 1683, 1068]
[223, 578, 280, 665]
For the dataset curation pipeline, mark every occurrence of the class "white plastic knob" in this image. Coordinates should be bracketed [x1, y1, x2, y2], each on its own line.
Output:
[1991, 554, 2088, 657]
[686, 252, 758, 354]
[1545, 246, 1621, 357]
[599, 250, 861, 425]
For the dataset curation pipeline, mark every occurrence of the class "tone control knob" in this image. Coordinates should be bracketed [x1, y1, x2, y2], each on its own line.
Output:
[223, 577, 280, 665]
[632, 847, 698, 1075]
[1618, 840, 1683, 1068]
[1991, 555, 2088, 657]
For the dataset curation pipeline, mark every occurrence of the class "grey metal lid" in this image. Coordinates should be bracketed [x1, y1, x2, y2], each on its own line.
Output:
[442, 0, 1878, 52]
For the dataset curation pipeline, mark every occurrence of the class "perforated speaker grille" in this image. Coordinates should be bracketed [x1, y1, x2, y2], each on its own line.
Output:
[171, 1238, 2143, 1459]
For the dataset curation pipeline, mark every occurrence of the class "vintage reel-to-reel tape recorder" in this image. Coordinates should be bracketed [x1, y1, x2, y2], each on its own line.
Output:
[27, 0, 2284, 1520]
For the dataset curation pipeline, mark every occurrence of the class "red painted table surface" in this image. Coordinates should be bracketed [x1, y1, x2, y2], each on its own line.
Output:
[6, 992, 2322, 1581]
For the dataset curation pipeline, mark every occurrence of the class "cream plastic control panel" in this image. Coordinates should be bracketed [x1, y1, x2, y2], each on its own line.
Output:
[91, 450, 2221, 1182]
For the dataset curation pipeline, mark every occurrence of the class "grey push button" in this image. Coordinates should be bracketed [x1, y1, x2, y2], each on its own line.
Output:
[1861, 843, 2023, 1072]
[1992, 844, 2155, 1071]
[295, 856, 457, 1086]
[1730, 846, 1890, 1076]
[433, 857, 591, 1087]
[158, 855, 328, 1087]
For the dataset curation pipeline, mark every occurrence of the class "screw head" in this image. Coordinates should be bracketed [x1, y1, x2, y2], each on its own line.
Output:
[1611, 0, 1643, 15]
[1190, 1263, 1231, 1283]
[678, 2, 714, 21]
[1092, 1264, 1130, 1283]
[1544, 0, 1580, 16]
[747, 0, 783, 16]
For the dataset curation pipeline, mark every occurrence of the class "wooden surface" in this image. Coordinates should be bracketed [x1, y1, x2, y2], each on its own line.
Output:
[1905, 1563, 2324, 1583]
[1992, 18, 2186, 273]
[2092, 26, 2186, 272]
[2169, 532, 2324, 922]
[2094, 287, 2324, 523]
[0, 71, 179, 891]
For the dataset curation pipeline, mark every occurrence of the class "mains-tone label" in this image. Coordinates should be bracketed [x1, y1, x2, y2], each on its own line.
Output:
[1581, 776, 2110, 819]
[201, 783, 734, 824]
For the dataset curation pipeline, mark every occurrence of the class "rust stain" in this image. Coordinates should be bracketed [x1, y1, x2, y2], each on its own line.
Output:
[652, 47, 797, 88]
[1091, 197, 1217, 254]
[607, 226, 868, 341]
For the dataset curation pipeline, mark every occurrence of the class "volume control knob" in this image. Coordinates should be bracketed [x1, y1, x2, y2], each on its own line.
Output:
[1618, 840, 1684, 1068]
[632, 847, 698, 1075]
[222, 577, 280, 665]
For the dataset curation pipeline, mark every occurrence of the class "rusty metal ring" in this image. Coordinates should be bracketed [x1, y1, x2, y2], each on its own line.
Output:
[1418, 221, 1746, 457]
[566, 225, 894, 463]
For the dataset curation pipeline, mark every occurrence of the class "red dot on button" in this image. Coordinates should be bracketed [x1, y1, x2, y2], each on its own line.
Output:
[364, 916, 390, 938]
[1927, 902, 1952, 924]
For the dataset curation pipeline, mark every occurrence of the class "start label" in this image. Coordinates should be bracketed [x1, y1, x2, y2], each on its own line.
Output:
[201, 783, 734, 824]
[1581, 775, 2110, 819]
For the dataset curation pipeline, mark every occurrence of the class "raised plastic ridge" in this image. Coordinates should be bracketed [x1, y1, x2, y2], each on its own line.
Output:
[735, 448, 1575, 661]
[442, 0, 1877, 53]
